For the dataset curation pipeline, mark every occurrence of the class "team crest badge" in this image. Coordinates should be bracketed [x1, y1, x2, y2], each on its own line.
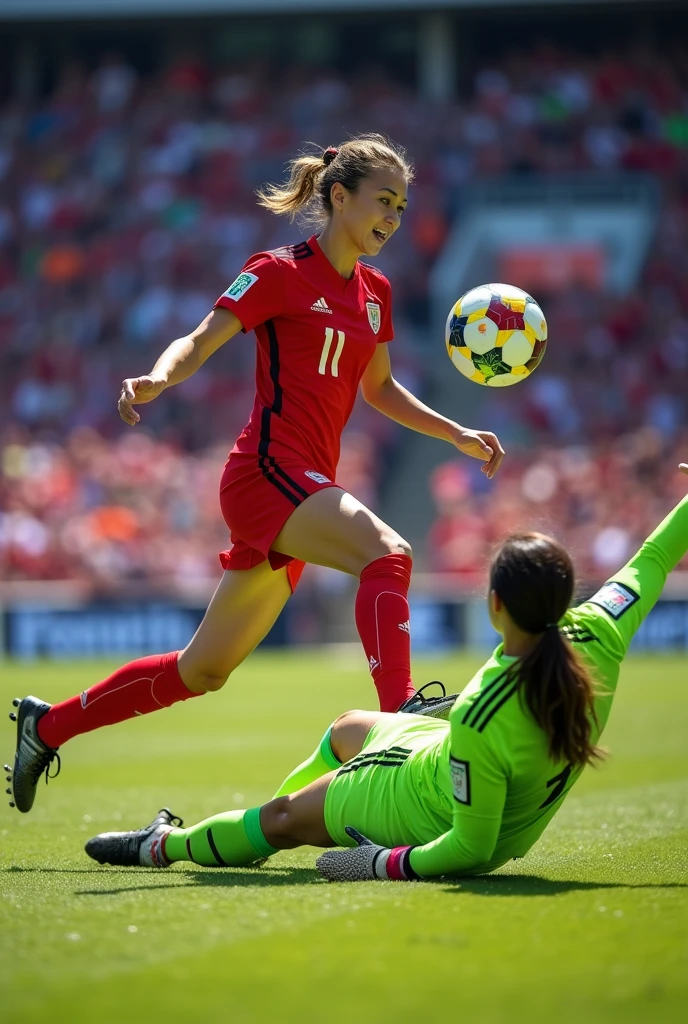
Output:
[366, 302, 381, 335]
[222, 272, 258, 301]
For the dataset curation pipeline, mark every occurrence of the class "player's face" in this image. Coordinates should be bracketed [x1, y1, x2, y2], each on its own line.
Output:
[339, 166, 409, 257]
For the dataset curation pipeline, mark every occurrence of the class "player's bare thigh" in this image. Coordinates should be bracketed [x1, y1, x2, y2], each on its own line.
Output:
[330, 708, 389, 762]
[271, 486, 411, 576]
[259, 709, 388, 849]
[178, 561, 292, 693]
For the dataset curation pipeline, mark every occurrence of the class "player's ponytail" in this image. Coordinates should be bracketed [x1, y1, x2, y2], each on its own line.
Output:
[256, 152, 327, 219]
[489, 533, 604, 769]
[256, 133, 413, 223]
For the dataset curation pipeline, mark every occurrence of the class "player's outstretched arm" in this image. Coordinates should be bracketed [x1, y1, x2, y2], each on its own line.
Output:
[570, 463, 688, 672]
[360, 343, 505, 478]
[117, 307, 243, 425]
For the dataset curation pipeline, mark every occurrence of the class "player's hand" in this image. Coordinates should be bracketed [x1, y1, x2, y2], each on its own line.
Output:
[449, 426, 505, 479]
[315, 827, 418, 882]
[117, 375, 167, 426]
[680, 464, 688, 477]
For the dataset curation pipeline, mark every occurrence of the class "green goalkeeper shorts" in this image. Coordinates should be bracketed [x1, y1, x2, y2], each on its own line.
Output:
[323, 713, 453, 850]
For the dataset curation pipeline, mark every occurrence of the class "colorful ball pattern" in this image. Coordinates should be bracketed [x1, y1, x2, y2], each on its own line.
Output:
[445, 283, 547, 387]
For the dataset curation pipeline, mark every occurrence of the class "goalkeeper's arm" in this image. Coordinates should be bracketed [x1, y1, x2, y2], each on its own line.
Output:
[317, 710, 507, 882]
[406, 719, 506, 878]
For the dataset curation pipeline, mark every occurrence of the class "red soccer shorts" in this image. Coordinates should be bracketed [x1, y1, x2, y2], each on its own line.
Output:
[218, 453, 340, 591]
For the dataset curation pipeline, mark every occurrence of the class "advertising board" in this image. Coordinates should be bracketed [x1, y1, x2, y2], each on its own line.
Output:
[2, 597, 684, 659]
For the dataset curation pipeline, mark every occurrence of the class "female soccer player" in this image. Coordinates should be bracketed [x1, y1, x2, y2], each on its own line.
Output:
[8, 134, 503, 814]
[84, 467, 688, 880]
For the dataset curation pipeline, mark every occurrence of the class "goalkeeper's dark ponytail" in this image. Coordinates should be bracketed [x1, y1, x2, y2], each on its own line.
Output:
[489, 533, 603, 769]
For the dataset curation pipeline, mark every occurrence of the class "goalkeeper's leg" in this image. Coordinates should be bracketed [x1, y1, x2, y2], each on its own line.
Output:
[164, 712, 389, 862]
[160, 775, 339, 867]
[86, 711, 391, 868]
[86, 786, 337, 869]
[272, 710, 387, 796]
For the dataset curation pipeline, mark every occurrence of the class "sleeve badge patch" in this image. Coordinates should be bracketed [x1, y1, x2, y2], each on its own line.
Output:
[450, 756, 471, 805]
[366, 302, 381, 335]
[588, 580, 639, 620]
[223, 272, 258, 301]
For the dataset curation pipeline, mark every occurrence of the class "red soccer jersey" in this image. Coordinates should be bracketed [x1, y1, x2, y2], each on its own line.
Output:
[213, 234, 393, 479]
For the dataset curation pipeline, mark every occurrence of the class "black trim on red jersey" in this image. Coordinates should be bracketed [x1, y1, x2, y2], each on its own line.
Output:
[260, 464, 299, 506]
[272, 241, 314, 261]
[264, 319, 283, 421]
[272, 461, 309, 499]
[257, 318, 283, 462]
[257, 318, 313, 508]
[260, 457, 309, 507]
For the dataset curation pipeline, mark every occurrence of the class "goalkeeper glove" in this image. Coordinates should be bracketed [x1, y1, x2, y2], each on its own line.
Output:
[316, 827, 420, 882]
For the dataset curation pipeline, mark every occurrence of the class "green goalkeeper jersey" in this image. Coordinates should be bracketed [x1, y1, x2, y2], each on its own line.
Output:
[408, 494, 688, 878]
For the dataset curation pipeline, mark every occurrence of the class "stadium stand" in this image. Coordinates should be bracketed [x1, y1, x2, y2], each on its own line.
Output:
[1, 40, 687, 591]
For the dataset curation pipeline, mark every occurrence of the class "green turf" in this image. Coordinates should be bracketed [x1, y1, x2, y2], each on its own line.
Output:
[1, 651, 687, 1023]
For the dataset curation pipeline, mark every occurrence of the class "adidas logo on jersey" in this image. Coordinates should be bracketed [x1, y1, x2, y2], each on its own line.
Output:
[311, 296, 332, 313]
[398, 620, 411, 634]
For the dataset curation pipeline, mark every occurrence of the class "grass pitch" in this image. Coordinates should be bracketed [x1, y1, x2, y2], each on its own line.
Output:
[1, 650, 687, 1024]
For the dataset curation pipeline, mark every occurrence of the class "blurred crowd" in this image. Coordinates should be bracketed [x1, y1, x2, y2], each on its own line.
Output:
[1, 40, 688, 590]
[429, 426, 688, 588]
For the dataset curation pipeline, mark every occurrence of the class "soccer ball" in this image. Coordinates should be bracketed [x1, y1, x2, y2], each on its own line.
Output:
[445, 283, 547, 387]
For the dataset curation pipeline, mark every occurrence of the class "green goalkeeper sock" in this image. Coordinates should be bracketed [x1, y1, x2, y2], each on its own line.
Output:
[163, 808, 277, 867]
[272, 724, 342, 798]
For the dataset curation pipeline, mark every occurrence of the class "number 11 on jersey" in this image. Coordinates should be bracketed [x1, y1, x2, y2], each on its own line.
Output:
[319, 328, 345, 377]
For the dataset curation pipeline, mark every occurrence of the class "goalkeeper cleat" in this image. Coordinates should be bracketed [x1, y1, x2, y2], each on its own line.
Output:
[8, 696, 60, 813]
[85, 808, 184, 868]
[397, 681, 459, 721]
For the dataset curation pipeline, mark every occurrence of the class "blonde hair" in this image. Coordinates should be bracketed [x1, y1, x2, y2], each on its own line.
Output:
[256, 133, 413, 223]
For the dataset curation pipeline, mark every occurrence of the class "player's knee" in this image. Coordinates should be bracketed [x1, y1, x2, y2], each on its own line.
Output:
[330, 709, 372, 762]
[262, 797, 294, 840]
[332, 709, 361, 730]
[376, 532, 412, 562]
[330, 709, 363, 747]
[394, 535, 413, 560]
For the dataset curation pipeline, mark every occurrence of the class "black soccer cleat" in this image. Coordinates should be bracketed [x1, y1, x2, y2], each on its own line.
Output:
[397, 681, 459, 721]
[7, 696, 60, 813]
[85, 808, 184, 868]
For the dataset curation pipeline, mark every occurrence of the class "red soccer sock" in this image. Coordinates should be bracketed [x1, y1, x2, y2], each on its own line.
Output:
[354, 553, 415, 712]
[36, 651, 201, 749]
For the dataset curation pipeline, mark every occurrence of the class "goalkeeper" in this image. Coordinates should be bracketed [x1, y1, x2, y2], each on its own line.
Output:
[85, 467, 688, 881]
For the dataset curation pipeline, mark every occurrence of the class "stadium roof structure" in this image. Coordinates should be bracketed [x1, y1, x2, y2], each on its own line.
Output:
[0, 0, 661, 20]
